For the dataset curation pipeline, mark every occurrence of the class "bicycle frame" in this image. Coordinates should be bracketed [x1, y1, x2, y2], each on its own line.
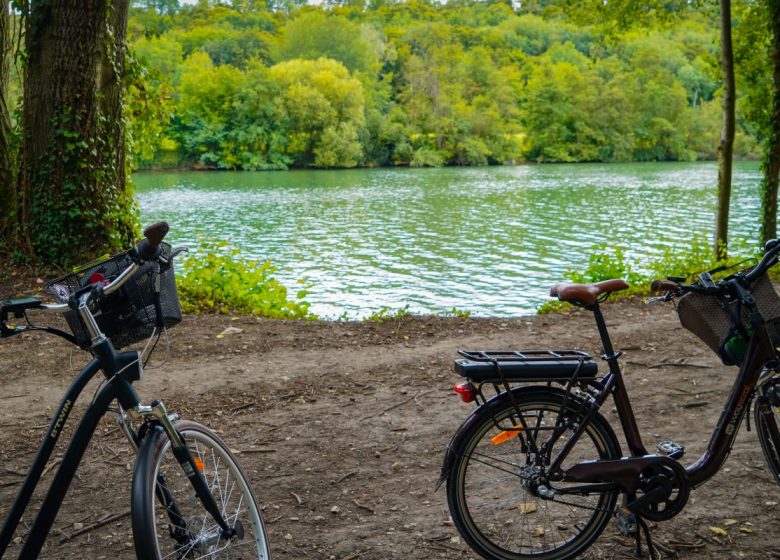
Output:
[557, 304, 778, 489]
[0, 340, 144, 559]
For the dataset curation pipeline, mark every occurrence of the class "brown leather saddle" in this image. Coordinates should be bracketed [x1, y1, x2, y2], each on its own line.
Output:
[549, 279, 629, 306]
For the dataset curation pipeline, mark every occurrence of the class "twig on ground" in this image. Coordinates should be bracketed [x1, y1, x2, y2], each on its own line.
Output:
[682, 402, 709, 409]
[58, 509, 130, 543]
[649, 363, 711, 369]
[360, 390, 432, 421]
[229, 401, 257, 414]
[334, 471, 357, 484]
[352, 499, 374, 514]
[41, 457, 61, 479]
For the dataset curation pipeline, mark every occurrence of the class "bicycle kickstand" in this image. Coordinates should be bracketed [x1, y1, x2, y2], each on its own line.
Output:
[634, 516, 658, 560]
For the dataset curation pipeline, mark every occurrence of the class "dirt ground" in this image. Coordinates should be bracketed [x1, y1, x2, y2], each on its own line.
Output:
[1, 280, 780, 559]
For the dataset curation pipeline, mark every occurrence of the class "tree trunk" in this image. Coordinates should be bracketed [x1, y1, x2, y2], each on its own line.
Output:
[760, 0, 780, 245]
[715, 0, 735, 260]
[21, 0, 135, 267]
[0, 2, 15, 242]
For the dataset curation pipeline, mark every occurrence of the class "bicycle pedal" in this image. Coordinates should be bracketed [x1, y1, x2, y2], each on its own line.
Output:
[615, 507, 637, 537]
[657, 440, 685, 460]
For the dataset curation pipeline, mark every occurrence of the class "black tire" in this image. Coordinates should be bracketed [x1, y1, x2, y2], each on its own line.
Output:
[755, 396, 780, 487]
[446, 391, 621, 560]
[132, 420, 271, 559]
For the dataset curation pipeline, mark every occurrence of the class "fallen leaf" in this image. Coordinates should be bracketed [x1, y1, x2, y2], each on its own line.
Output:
[739, 527, 753, 534]
[533, 526, 545, 537]
[709, 526, 727, 537]
[216, 326, 243, 338]
[518, 502, 538, 514]
[723, 519, 738, 527]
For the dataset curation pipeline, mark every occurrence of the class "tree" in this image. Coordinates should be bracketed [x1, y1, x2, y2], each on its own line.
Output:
[760, 0, 780, 244]
[270, 57, 366, 167]
[563, 0, 735, 259]
[273, 12, 379, 76]
[0, 2, 14, 242]
[19, 0, 137, 265]
[714, 0, 735, 259]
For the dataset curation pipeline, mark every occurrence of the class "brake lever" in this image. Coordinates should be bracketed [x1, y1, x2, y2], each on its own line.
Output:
[170, 247, 189, 259]
[645, 293, 672, 305]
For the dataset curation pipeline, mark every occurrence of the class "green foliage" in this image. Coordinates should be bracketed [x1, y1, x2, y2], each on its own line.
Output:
[273, 12, 379, 76]
[537, 238, 759, 315]
[178, 238, 315, 319]
[366, 304, 411, 321]
[441, 307, 472, 318]
[126, 1, 761, 169]
[565, 245, 645, 285]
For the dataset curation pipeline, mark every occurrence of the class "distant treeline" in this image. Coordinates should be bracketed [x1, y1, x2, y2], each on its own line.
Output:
[126, 0, 759, 170]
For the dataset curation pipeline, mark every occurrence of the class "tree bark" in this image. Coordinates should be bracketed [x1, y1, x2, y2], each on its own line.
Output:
[0, 2, 15, 242]
[760, 0, 780, 245]
[715, 0, 735, 260]
[21, 0, 135, 266]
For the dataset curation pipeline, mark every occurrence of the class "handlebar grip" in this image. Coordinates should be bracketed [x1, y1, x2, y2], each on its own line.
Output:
[650, 279, 679, 292]
[137, 221, 169, 261]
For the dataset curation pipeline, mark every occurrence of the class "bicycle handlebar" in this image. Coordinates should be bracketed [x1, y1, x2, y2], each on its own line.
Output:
[745, 240, 780, 283]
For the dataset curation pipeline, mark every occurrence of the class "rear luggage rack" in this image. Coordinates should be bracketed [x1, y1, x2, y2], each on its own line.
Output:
[455, 349, 598, 382]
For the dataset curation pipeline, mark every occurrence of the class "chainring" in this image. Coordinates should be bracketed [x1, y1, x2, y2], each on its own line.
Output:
[636, 461, 690, 521]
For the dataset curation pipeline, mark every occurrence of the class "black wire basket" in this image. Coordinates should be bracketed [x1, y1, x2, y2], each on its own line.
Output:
[677, 272, 780, 362]
[44, 243, 182, 349]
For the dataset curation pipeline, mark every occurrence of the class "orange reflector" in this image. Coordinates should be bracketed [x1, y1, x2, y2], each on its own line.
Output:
[491, 425, 523, 446]
[193, 456, 204, 472]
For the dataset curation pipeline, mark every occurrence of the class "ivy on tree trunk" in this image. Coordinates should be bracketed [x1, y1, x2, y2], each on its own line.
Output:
[20, 0, 136, 267]
[0, 2, 15, 243]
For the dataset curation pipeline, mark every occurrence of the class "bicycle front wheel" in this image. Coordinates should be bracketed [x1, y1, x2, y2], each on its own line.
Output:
[132, 420, 271, 559]
[446, 391, 621, 560]
[755, 396, 780, 487]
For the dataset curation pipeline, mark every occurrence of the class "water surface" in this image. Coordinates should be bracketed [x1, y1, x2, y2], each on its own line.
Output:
[134, 162, 762, 317]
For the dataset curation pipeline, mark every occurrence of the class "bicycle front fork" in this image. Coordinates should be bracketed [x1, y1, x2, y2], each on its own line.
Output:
[118, 401, 236, 539]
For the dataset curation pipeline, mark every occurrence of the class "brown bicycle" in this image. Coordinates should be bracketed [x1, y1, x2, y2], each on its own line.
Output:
[437, 241, 780, 560]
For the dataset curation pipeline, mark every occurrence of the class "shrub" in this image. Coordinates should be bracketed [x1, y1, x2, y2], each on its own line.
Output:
[536, 240, 758, 315]
[177, 239, 315, 319]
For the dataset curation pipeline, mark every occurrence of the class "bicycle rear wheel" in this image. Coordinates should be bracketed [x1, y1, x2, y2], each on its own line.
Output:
[446, 391, 621, 560]
[755, 396, 780, 487]
[132, 420, 271, 559]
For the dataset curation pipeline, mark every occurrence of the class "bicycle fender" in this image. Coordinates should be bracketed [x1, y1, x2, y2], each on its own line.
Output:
[435, 385, 571, 492]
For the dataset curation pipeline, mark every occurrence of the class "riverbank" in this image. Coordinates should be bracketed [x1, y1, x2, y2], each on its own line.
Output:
[1, 298, 778, 559]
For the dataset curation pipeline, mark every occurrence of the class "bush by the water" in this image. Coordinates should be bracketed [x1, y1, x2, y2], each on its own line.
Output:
[178, 240, 314, 319]
[537, 239, 760, 314]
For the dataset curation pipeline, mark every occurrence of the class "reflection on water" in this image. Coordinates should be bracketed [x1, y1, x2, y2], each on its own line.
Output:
[135, 162, 762, 317]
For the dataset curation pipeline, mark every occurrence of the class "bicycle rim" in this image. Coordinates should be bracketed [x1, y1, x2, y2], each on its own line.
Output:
[135, 421, 270, 559]
[448, 394, 620, 560]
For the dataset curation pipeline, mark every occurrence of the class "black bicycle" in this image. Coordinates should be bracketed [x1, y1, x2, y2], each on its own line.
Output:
[0, 223, 271, 559]
[438, 240, 780, 560]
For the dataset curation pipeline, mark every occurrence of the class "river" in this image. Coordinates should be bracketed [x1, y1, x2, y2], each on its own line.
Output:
[135, 161, 763, 318]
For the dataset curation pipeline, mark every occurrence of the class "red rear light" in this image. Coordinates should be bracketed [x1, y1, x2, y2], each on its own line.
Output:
[454, 382, 476, 403]
[88, 272, 105, 285]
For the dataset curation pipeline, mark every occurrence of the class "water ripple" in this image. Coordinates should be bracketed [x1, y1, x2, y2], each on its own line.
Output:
[135, 162, 763, 318]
